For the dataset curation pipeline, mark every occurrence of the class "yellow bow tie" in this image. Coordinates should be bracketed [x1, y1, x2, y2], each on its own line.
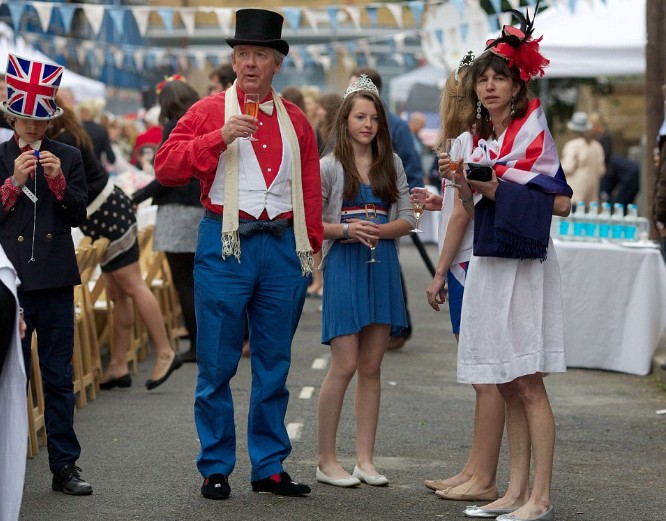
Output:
[19, 138, 42, 150]
[259, 100, 274, 116]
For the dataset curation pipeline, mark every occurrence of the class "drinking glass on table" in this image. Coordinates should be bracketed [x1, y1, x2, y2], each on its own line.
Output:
[443, 138, 463, 188]
[364, 203, 380, 264]
[244, 93, 259, 141]
[410, 187, 427, 234]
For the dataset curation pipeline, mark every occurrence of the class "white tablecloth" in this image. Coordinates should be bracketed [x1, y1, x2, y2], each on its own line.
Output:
[554, 239, 666, 375]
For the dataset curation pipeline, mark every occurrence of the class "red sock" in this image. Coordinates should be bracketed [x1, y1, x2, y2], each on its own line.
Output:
[268, 473, 281, 483]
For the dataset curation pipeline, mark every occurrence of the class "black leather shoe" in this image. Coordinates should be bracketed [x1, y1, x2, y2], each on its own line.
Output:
[52, 464, 93, 495]
[180, 350, 197, 363]
[251, 472, 311, 496]
[201, 474, 231, 500]
[145, 353, 183, 390]
[99, 374, 131, 390]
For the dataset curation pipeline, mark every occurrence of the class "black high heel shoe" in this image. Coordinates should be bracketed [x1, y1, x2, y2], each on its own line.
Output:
[99, 374, 132, 390]
[145, 353, 183, 390]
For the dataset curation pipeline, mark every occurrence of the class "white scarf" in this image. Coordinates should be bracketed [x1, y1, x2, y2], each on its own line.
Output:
[222, 85, 313, 276]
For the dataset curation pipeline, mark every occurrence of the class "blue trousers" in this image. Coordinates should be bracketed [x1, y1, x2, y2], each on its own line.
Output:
[193, 217, 307, 481]
[20, 287, 81, 474]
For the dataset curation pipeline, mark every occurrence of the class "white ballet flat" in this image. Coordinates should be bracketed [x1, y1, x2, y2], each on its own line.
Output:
[352, 466, 389, 486]
[464, 505, 516, 518]
[496, 506, 554, 521]
[316, 467, 361, 488]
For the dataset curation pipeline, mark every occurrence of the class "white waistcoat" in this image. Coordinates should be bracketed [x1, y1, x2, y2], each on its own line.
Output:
[209, 121, 293, 219]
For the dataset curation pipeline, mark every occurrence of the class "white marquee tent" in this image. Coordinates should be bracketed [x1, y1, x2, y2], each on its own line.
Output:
[0, 22, 105, 102]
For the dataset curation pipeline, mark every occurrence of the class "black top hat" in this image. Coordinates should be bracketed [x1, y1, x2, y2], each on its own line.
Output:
[225, 9, 289, 57]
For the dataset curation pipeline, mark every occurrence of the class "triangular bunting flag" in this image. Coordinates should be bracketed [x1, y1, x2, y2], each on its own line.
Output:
[7, 3, 25, 32]
[57, 5, 77, 34]
[490, 0, 503, 13]
[450, 0, 465, 17]
[282, 7, 302, 30]
[460, 22, 469, 43]
[134, 49, 145, 72]
[157, 8, 174, 33]
[131, 7, 152, 37]
[345, 7, 361, 32]
[81, 5, 106, 36]
[568, 0, 577, 12]
[327, 7, 339, 32]
[365, 6, 378, 26]
[407, 1, 424, 26]
[180, 8, 196, 36]
[303, 9, 319, 32]
[386, 4, 403, 28]
[32, 2, 54, 33]
[214, 8, 232, 34]
[108, 8, 126, 37]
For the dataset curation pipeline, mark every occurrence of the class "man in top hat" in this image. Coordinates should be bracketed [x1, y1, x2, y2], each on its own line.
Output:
[154, 9, 322, 499]
[0, 53, 91, 495]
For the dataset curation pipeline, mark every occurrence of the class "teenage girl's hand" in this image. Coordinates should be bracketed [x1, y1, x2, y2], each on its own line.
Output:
[426, 273, 447, 311]
[37, 150, 62, 178]
[342, 217, 380, 247]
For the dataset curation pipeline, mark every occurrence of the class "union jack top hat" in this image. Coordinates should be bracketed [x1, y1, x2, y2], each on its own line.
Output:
[1, 53, 64, 120]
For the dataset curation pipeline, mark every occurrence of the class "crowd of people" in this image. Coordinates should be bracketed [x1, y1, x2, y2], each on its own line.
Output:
[1, 5, 665, 521]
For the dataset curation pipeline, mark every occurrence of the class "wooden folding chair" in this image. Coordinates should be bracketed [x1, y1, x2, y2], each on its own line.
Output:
[26, 333, 46, 458]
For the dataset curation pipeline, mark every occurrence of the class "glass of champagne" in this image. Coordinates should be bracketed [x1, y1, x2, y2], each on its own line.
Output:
[444, 138, 463, 188]
[364, 203, 380, 264]
[243, 93, 259, 141]
[410, 188, 426, 233]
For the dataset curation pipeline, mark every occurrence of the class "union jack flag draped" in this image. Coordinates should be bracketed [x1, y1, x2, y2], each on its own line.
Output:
[5, 53, 63, 120]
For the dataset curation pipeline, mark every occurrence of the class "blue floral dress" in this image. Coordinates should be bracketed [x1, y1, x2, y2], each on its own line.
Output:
[321, 184, 407, 344]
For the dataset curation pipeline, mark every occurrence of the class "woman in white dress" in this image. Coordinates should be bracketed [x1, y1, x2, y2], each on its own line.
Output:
[443, 10, 573, 521]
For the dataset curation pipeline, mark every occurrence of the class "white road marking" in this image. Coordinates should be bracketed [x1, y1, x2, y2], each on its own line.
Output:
[299, 386, 314, 399]
[287, 422, 303, 441]
[312, 357, 328, 370]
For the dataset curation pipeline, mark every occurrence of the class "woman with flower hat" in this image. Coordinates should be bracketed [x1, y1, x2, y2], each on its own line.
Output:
[315, 75, 414, 488]
[441, 4, 572, 519]
[0, 53, 91, 495]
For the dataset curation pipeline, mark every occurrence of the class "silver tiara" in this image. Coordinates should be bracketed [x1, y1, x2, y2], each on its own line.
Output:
[343, 74, 379, 99]
[454, 51, 475, 83]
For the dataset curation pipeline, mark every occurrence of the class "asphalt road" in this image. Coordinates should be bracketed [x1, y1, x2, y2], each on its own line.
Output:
[20, 243, 666, 521]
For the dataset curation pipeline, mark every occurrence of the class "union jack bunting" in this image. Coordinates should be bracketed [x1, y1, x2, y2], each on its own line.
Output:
[4, 53, 63, 120]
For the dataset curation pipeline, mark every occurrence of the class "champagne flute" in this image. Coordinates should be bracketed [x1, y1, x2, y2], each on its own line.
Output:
[243, 93, 259, 141]
[410, 187, 426, 233]
[444, 138, 463, 188]
[364, 203, 380, 264]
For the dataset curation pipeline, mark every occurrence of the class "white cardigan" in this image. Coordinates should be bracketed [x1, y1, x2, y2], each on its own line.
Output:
[319, 153, 416, 268]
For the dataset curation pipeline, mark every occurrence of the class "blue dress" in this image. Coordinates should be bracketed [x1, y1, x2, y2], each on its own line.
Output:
[321, 184, 407, 344]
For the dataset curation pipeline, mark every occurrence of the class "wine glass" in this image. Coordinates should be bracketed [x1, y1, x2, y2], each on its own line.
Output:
[443, 138, 463, 188]
[243, 93, 259, 141]
[364, 203, 380, 264]
[410, 188, 426, 234]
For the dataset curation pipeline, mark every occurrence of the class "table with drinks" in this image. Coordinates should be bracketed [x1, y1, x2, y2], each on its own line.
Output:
[552, 202, 666, 376]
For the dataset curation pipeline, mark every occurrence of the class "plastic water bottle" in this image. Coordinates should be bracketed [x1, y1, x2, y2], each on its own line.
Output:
[611, 203, 625, 241]
[598, 202, 612, 240]
[586, 201, 599, 241]
[624, 204, 639, 241]
[572, 201, 587, 241]
[558, 213, 571, 240]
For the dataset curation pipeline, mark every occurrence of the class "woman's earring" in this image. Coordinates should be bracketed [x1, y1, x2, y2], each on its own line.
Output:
[510, 96, 516, 116]
[476, 100, 482, 120]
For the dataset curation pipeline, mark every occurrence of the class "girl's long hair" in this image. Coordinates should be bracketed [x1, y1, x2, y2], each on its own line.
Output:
[332, 91, 398, 203]
[46, 98, 93, 152]
[435, 66, 473, 152]
[461, 51, 529, 140]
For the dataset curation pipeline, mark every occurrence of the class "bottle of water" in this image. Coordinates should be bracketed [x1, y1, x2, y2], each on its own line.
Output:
[558, 213, 571, 240]
[611, 203, 625, 241]
[586, 201, 599, 241]
[572, 201, 587, 241]
[598, 202, 612, 240]
[624, 204, 639, 241]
